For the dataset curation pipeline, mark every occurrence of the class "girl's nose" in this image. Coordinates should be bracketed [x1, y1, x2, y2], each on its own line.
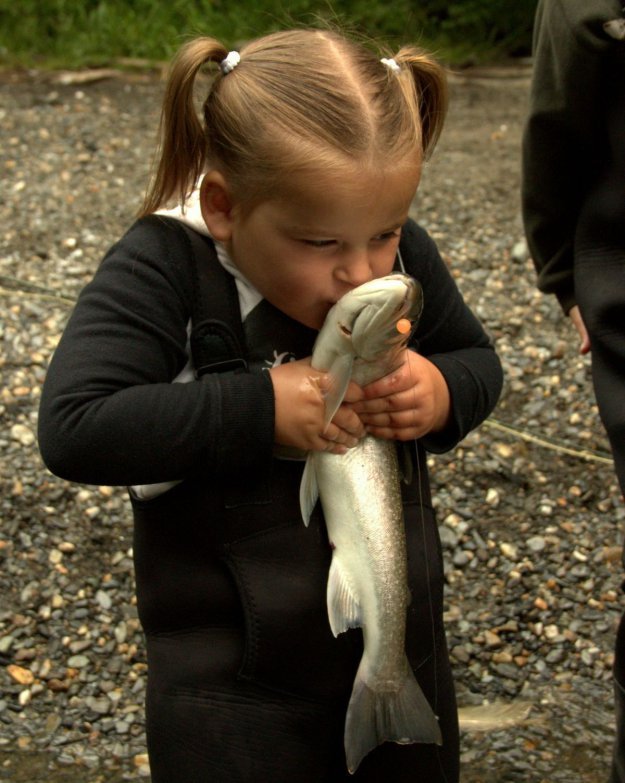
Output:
[334, 249, 373, 287]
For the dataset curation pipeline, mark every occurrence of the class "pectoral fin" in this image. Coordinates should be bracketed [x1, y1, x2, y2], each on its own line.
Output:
[299, 454, 319, 527]
[327, 555, 362, 637]
[322, 354, 354, 430]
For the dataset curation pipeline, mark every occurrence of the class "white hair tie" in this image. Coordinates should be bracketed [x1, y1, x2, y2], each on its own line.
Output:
[220, 51, 240, 75]
[381, 57, 401, 74]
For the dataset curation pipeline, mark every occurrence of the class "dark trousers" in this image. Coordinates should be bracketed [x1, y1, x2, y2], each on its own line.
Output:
[576, 241, 625, 783]
[131, 454, 459, 782]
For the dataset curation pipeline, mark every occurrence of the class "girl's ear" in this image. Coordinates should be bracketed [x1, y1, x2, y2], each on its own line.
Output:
[199, 171, 235, 241]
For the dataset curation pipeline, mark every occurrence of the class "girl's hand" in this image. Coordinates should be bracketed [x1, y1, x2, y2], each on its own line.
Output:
[569, 305, 591, 355]
[269, 359, 365, 454]
[345, 349, 451, 441]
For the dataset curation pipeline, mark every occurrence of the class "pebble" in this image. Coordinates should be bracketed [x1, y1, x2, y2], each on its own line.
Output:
[66, 655, 90, 669]
[7, 664, 34, 686]
[10, 423, 36, 446]
[85, 696, 111, 715]
[499, 542, 518, 560]
[0, 636, 14, 654]
[527, 535, 546, 552]
[95, 589, 113, 610]
[485, 488, 500, 506]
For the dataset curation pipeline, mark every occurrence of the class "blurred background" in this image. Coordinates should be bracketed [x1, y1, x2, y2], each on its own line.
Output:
[0, 0, 538, 69]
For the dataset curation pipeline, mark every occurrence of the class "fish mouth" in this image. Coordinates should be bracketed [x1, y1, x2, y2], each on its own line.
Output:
[332, 275, 423, 355]
[350, 285, 420, 358]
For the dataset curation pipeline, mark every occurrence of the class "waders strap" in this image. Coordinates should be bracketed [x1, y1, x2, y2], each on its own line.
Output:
[174, 221, 248, 376]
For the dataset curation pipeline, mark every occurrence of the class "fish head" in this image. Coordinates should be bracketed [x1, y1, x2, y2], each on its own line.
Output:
[312, 274, 423, 425]
[334, 274, 423, 362]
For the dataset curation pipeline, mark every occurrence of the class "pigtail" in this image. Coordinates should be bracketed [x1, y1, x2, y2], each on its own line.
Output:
[138, 30, 449, 217]
[140, 38, 228, 217]
[395, 47, 449, 160]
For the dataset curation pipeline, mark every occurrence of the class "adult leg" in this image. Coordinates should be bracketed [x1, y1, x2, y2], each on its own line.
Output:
[576, 248, 625, 782]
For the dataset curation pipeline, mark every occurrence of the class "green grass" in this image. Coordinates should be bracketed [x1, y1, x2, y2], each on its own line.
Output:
[0, 0, 534, 69]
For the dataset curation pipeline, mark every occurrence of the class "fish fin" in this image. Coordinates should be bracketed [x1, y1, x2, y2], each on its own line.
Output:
[344, 659, 442, 775]
[458, 700, 535, 733]
[327, 556, 362, 637]
[322, 354, 354, 429]
[299, 454, 319, 527]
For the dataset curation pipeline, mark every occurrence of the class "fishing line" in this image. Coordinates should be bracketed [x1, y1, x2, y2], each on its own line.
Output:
[399, 321, 450, 770]
[413, 440, 439, 700]
[482, 417, 614, 465]
[408, 351, 450, 782]
[0, 284, 75, 306]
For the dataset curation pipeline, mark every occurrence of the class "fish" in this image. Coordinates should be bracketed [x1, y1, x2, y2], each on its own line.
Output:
[458, 700, 539, 732]
[299, 273, 443, 774]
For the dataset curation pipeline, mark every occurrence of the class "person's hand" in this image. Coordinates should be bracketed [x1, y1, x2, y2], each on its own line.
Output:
[269, 359, 365, 454]
[569, 305, 591, 355]
[345, 349, 451, 441]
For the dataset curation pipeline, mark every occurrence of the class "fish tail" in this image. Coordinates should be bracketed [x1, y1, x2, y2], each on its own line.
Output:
[344, 660, 442, 775]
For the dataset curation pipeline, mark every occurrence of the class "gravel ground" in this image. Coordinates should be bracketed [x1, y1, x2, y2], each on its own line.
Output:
[1, 64, 623, 782]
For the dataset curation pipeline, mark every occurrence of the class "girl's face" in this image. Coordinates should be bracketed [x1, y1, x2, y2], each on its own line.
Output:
[218, 164, 420, 330]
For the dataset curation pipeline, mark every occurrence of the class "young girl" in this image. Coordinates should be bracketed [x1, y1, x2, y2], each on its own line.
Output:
[38, 28, 503, 782]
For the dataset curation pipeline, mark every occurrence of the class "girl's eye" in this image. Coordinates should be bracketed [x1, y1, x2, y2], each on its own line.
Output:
[302, 239, 336, 248]
[375, 230, 401, 242]
[300, 230, 400, 248]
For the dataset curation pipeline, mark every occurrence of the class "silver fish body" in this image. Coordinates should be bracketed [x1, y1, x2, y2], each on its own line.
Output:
[299, 274, 442, 774]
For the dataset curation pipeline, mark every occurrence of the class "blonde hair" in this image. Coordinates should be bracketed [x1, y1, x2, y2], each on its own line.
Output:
[140, 29, 448, 216]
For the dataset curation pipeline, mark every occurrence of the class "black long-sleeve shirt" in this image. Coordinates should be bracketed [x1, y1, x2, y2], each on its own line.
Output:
[38, 217, 503, 487]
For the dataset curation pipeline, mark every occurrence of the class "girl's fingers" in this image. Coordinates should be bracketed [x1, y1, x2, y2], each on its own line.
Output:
[322, 422, 360, 449]
[351, 389, 416, 414]
[359, 409, 422, 429]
